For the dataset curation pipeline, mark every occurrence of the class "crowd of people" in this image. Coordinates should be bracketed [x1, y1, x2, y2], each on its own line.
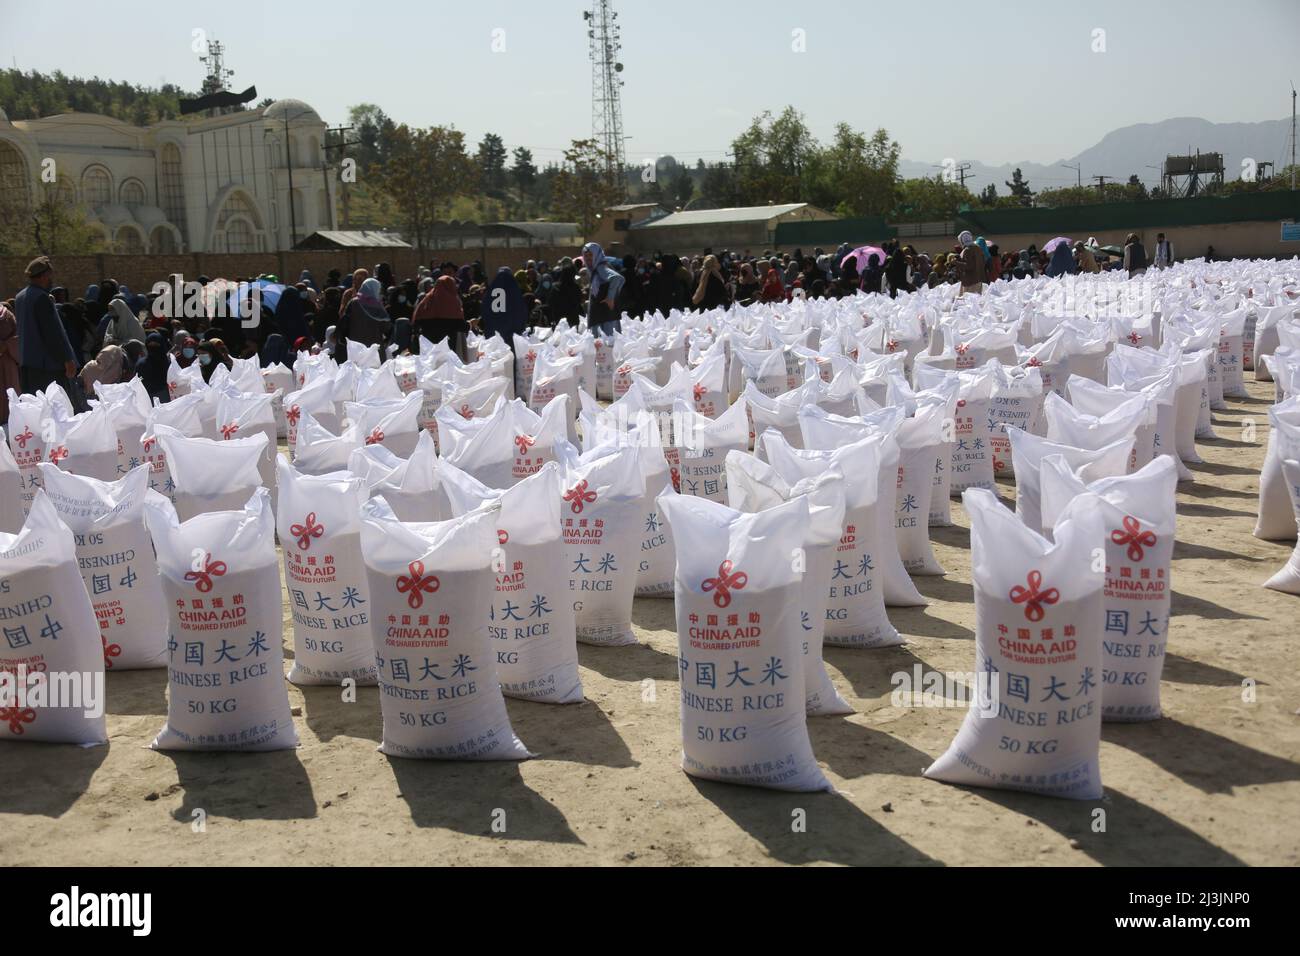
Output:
[1, 230, 1192, 425]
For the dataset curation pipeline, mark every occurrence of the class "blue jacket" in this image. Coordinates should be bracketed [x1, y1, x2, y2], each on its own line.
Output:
[15, 282, 76, 370]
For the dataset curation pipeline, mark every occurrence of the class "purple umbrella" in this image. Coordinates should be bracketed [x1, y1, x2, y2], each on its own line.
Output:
[841, 245, 888, 271]
[1042, 236, 1073, 255]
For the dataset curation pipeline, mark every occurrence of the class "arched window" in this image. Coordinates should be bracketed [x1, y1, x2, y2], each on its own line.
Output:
[160, 143, 186, 234]
[151, 224, 179, 255]
[0, 140, 30, 212]
[224, 217, 254, 253]
[120, 179, 146, 207]
[82, 165, 112, 205]
[114, 225, 145, 254]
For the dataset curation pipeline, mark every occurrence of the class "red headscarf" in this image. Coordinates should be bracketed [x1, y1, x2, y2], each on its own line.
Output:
[761, 268, 786, 303]
[413, 275, 464, 321]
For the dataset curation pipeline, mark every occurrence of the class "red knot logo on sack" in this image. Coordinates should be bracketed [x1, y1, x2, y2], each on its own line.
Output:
[693, 383, 706, 402]
[1127, 331, 1142, 345]
[1111, 515, 1157, 562]
[220, 422, 239, 439]
[1, 704, 36, 734]
[14, 426, 33, 449]
[184, 553, 228, 592]
[142, 436, 156, 453]
[563, 479, 597, 514]
[702, 560, 748, 608]
[458, 403, 474, 419]
[290, 512, 325, 550]
[286, 404, 301, 426]
[397, 560, 439, 608]
[1009, 570, 1060, 622]
[514, 433, 535, 455]
[101, 635, 122, 669]
[365, 427, 385, 446]
[47, 445, 69, 464]
[1025, 356, 1042, 368]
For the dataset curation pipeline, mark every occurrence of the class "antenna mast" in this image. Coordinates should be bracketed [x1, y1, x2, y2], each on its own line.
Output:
[584, 1, 627, 199]
[198, 37, 236, 118]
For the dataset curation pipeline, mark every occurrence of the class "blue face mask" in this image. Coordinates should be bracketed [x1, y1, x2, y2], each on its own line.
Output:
[199, 353, 212, 366]
[182, 347, 195, 359]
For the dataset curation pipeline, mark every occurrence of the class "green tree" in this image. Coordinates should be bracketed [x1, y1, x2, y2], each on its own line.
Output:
[1005, 167, 1034, 206]
[893, 175, 978, 222]
[348, 103, 397, 173]
[379, 124, 477, 252]
[549, 139, 623, 235]
[671, 167, 695, 207]
[512, 146, 537, 195]
[731, 106, 817, 205]
[806, 124, 900, 217]
[977, 183, 998, 206]
[477, 133, 508, 194]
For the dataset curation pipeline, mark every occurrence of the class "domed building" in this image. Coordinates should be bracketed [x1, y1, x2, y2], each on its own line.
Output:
[0, 97, 336, 253]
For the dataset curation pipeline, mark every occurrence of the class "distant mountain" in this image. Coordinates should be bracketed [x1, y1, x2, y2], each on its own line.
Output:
[899, 116, 1297, 195]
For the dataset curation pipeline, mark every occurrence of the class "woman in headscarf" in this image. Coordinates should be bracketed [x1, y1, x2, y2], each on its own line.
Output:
[885, 248, 912, 298]
[617, 254, 646, 319]
[547, 265, 584, 326]
[337, 276, 393, 356]
[691, 255, 731, 311]
[1046, 241, 1077, 277]
[582, 242, 625, 335]
[481, 267, 530, 343]
[80, 344, 128, 399]
[173, 330, 199, 367]
[734, 262, 762, 306]
[104, 296, 147, 347]
[273, 286, 311, 354]
[140, 332, 171, 403]
[338, 268, 369, 318]
[0, 303, 21, 425]
[760, 267, 786, 303]
[195, 338, 233, 383]
[412, 274, 469, 359]
[860, 252, 886, 295]
[457, 264, 473, 295]
[260, 333, 290, 368]
[1075, 241, 1100, 274]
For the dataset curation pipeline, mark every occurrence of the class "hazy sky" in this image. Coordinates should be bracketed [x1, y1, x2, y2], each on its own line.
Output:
[3, 0, 1298, 168]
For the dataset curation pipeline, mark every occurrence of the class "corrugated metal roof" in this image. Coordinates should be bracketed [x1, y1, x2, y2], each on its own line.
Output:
[301, 230, 412, 248]
[484, 222, 581, 241]
[634, 203, 811, 229]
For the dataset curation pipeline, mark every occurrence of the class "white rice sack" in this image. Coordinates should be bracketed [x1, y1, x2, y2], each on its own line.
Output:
[359, 496, 531, 759]
[141, 393, 205, 502]
[0, 431, 24, 534]
[276, 458, 376, 686]
[924, 488, 1105, 799]
[668, 397, 749, 504]
[38, 464, 167, 670]
[284, 375, 341, 458]
[216, 389, 279, 489]
[1218, 307, 1248, 398]
[45, 404, 120, 483]
[439, 462, 582, 704]
[156, 429, 269, 523]
[92, 378, 152, 477]
[687, 351, 729, 418]
[292, 410, 364, 477]
[594, 333, 615, 400]
[1068, 377, 1162, 474]
[760, 430, 903, 646]
[263, 363, 295, 438]
[0, 492, 106, 745]
[1007, 428, 1133, 535]
[1042, 391, 1153, 474]
[1254, 397, 1300, 542]
[144, 488, 297, 752]
[348, 431, 452, 523]
[989, 364, 1045, 478]
[658, 491, 831, 792]
[726, 453, 852, 716]
[1264, 458, 1300, 594]
[343, 392, 424, 458]
[557, 442, 646, 646]
[1040, 455, 1178, 721]
[438, 395, 569, 489]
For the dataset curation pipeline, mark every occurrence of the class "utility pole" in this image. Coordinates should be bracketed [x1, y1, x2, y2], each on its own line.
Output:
[1091, 174, 1113, 196]
[1291, 84, 1296, 190]
[322, 124, 355, 231]
[932, 161, 973, 188]
[283, 113, 297, 248]
[1061, 163, 1081, 188]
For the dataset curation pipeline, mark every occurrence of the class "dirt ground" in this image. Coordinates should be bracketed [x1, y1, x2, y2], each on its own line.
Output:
[2, 380, 1298, 866]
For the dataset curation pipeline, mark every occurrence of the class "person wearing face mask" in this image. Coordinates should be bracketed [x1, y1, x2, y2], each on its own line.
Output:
[173, 332, 198, 368]
[195, 339, 232, 383]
